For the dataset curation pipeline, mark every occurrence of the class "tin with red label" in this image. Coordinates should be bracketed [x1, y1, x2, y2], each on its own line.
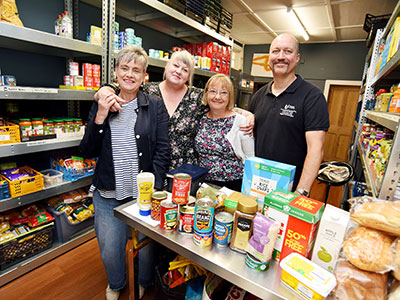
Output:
[194, 198, 215, 233]
[160, 200, 178, 231]
[171, 173, 191, 205]
[193, 230, 213, 247]
[151, 191, 167, 221]
[178, 205, 195, 234]
[213, 212, 233, 247]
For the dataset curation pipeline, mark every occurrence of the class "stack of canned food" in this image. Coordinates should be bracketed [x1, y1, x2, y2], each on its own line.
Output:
[114, 27, 143, 50]
[149, 173, 234, 249]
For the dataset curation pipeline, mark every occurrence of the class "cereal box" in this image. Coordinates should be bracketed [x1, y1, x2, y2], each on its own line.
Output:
[241, 157, 296, 210]
[264, 189, 324, 262]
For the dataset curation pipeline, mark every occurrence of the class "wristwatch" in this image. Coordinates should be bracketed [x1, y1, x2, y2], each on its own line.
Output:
[296, 188, 310, 197]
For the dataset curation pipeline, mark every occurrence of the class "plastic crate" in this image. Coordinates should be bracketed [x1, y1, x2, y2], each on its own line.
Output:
[0, 122, 21, 145]
[0, 166, 44, 198]
[163, 0, 186, 14]
[51, 158, 95, 182]
[47, 206, 94, 243]
[0, 180, 10, 200]
[40, 169, 64, 188]
[363, 13, 391, 33]
[0, 222, 54, 270]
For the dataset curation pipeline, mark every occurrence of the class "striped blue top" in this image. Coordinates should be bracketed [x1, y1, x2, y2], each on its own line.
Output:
[97, 98, 139, 200]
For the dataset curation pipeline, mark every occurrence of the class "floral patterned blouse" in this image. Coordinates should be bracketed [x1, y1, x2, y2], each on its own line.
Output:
[195, 115, 244, 181]
[143, 82, 207, 170]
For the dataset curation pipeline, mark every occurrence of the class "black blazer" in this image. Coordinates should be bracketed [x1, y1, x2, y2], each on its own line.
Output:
[79, 90, 170, 190]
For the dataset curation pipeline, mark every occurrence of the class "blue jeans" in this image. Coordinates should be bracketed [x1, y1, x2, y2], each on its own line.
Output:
[93, 190, 156, 291]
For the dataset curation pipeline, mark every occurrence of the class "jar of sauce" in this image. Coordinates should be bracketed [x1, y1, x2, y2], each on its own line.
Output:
[73, 118, 83, 132]
[64, 118, 75, 133]
[230, 197, 258, 254]
[19, 119, 33, 137]
[31, 118, 44, 136]
[53, 119, 65, 133]
[43, 120, 54, 135]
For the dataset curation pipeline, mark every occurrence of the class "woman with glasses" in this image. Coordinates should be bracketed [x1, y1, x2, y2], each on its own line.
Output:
[195, 74, 254, 191]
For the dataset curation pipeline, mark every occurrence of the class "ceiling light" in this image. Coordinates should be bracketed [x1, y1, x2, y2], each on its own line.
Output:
[287, 7, 309, 41]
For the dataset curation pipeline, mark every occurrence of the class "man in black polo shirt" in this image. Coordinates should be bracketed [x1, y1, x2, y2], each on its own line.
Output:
[249, 33, 329, 197]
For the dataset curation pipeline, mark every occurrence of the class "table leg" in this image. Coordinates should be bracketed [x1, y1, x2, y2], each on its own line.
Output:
[127, 228, 139, 300]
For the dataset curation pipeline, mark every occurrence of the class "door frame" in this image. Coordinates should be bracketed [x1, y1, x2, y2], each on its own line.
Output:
[323, 80, 362, 101]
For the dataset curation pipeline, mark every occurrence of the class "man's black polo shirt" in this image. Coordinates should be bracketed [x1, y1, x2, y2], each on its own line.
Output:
[249, 75, 330, 189]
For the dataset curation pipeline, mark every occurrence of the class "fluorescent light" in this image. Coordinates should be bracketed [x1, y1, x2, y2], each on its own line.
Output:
[287, 7, 309, 41]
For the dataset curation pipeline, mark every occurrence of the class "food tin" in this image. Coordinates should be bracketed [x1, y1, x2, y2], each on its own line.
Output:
[194, 198, 215, 233]
[178, 205, 195, 234]
[171, 173, 192, 205]
[193, 230, 213, 247]
[245, 253, 270, 272]
[213, 212, 233, 247]
[160, 200, 178, 231]
[151, 191, 167, 221]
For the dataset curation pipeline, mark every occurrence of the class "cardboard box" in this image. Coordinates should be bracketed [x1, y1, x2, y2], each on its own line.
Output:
[69, 62, 79, 76]
[93, 77, 101, 88]
[82, 63, 93, 77]
[84, 76, 93, 87]
[242, 157, 296, 210]
[71, 75, 83, 87]
[264, 189, 324, 262]
[92, 64, 101, 78]
[311, 204, 349, 272]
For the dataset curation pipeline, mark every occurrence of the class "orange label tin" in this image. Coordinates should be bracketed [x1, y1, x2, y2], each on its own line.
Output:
[171, 173, 191, 205]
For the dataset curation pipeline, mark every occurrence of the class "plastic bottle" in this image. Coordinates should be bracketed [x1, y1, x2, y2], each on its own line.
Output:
[61, 11, 73, 38]
[137, 172, 155, 216]
[54, 15, 61, 35]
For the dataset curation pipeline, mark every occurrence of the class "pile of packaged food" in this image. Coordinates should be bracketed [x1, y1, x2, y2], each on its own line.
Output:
[0, 204, 54, 243]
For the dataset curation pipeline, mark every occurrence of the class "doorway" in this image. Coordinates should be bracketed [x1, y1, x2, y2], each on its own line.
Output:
[323, 81, 361, 162]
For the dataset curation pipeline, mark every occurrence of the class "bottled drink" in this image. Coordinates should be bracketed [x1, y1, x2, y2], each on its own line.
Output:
[54, 15, 61, 35]
[61, 11, 73, 38]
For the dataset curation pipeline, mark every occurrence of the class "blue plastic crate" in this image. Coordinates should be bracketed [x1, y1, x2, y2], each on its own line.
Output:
[50, 158, 95, 182]
[0, 180, 10, 200]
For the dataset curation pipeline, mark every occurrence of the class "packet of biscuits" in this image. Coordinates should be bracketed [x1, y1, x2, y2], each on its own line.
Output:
[342, 225, 396, 273]
[394, 238, 400, 281]
[196, 183, 226, 209]
[348, 195, 400, 237]
[331, 260, 388, 300]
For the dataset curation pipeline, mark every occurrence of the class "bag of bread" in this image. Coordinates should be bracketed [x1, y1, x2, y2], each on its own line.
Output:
[394, 238, 400, 280]
[342, 226, 395, 273]
[332, 260, 388, 300]
[348, 196, 400, 236]
[1, 0, 24, 26]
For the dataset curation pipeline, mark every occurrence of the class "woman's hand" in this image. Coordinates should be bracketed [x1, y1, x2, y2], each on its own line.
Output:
[95, 93, 123, 124]
[94, 86, 125, 112]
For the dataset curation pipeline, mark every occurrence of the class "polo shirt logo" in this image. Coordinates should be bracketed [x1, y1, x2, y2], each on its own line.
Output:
[280, 104, 296, 118]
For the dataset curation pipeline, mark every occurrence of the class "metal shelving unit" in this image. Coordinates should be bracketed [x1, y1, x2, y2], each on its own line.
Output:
[0, 136, 82, 157]
[82, 0, 233, 46]
[357, 142, 377, 197]
[0, 0, 110, 285]
[0, 176, 93, 212]
[0, 87, 95, 101]
[348, 1, 400, 202]
[0, 22, 102, 57]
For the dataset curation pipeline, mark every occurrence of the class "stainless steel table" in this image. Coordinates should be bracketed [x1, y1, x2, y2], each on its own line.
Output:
[114, 201, 302, 300]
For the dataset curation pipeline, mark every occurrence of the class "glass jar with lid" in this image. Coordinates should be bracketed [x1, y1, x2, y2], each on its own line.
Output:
[230, 197, 258, 254]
